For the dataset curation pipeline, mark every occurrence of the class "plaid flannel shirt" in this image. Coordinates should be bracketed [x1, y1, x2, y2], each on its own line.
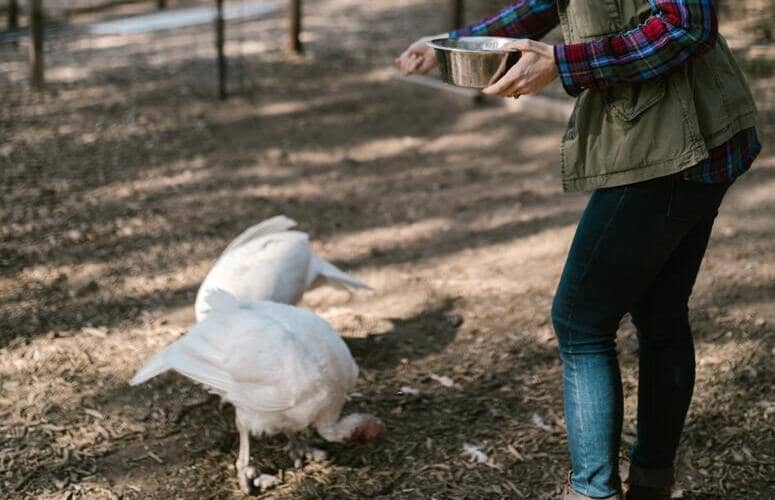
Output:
[449, 0, 761, 183]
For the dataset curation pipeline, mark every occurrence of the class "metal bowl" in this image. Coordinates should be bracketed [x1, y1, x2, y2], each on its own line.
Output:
[428, 37, 522, 89]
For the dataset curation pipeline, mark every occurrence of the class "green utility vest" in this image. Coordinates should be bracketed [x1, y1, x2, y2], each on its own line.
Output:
[558, 0, 758, 192]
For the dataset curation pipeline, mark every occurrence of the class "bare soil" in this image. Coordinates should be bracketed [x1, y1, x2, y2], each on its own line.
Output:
[1, 1, 773, 499]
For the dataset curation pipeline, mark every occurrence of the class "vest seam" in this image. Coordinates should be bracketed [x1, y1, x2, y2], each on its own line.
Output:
[563, 146, 707, 182]
[703, 109, 758, 147]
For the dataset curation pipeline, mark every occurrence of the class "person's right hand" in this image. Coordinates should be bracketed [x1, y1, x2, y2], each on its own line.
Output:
[395, 38, 437, 76]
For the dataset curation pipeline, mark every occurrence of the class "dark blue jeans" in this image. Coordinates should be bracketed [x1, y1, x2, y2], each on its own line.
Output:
[551, 174, 730, 498]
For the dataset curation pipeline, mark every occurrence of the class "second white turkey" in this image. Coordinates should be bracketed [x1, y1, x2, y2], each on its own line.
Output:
[195, 215, 370, 321]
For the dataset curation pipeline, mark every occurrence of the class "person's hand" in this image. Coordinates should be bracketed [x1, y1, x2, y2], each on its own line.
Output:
[395, 38, 438, 76]
[482, 39, 558, 98]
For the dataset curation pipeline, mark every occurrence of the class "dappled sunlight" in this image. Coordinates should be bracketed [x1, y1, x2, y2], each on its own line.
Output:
[86, 157, 212, 200]
[286, 135, 429, 165]
[0, 60, 29, 84]
[425, 223, 577, 298]
[323, 217, 453, 254]
[726, 173, 775, 212]
[120, 269, 200, 299]
[322, 0, 426, 17]
[420, 129, 513, 154]
[13, 261, 113, 291]
[232, 177, 327, 199]
[47, 64, 97, 83]
[254, 99, 308, 117]
[346, 135, 426, 161]
[74, 33, 152, 50]
[315, 217, 454, 262]
[224, 39, 274, 55]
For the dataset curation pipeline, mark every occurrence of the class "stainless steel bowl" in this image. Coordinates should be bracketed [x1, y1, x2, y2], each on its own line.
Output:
[428, 37, 522, 89]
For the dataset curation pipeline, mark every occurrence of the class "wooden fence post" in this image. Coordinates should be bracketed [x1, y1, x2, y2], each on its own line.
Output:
[215, 0, 227, 99]
[8, 0, 19, 30]
[29, 0, 44, 90]
[289, 0, 302, 53]
[451, 0, 464, 30]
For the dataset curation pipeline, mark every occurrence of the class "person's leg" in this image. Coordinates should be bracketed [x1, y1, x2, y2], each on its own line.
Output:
[552, 176, 707, 498]
[628, 181, 730, 492]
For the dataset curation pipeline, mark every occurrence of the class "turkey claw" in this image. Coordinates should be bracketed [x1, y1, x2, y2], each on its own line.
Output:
[238, 465, 258, 494]
[289, 444, 328, 468]
[254, 473, 281, 492]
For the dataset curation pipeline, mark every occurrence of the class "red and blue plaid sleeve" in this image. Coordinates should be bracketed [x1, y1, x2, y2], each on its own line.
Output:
[449, 0, 559, 41]
[554, 0, 718, 96]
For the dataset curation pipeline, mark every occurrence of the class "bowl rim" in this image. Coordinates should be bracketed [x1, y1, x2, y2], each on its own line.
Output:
[426, 36, 521, 54]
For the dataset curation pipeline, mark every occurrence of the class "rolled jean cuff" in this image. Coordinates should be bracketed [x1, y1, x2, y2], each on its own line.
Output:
[628, 463, 674, 489]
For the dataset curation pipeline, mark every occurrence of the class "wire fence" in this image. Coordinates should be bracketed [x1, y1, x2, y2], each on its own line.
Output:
[0, 0, 772, 123]
[0, 0, 287, 104]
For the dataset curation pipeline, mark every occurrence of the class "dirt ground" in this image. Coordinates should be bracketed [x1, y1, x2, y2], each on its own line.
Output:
[1, 1, 774, 499]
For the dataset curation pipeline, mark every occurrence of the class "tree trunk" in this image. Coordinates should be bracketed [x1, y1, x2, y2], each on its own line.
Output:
[8, 0, 19, 30]
[289, 0, 302, 54]
[215, 0, 227, 99]
[29, 0, 44, 90]
[451, 0, 464, 30]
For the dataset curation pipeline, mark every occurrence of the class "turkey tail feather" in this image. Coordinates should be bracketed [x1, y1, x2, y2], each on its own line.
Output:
[310, 254, 371, 290]
[223, 215, 298, 253]
[130, 346, 173, 386]
[131, 340, 232, 394]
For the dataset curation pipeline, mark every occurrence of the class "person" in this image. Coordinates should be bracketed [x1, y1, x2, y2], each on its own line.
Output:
[395, 1, 761, 499]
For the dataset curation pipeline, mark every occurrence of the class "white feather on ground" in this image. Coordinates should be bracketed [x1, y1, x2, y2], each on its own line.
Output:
[194, 215, 371, 322]
[131, 290, 384, 493]
[462, 443, 489, 463]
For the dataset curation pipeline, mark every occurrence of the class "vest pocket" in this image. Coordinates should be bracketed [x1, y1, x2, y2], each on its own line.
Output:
[565, 0, 622, 39]
[605, 79, 666, 123]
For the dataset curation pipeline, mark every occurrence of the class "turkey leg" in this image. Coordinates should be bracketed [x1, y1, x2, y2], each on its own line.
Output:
[235, 420, 258, 494]
[286, 433, 328, 469]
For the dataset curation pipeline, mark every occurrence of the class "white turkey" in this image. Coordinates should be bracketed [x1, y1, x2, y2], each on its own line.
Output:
[195, 215, 371, 322]
[130, 290, 384, 494]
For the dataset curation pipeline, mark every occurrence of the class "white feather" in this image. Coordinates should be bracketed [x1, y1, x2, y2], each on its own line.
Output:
[306, 254, 371, 290]
[195, 216, 370, 321]
[131, 296, 359, 437]
[222, 215, 298, 254]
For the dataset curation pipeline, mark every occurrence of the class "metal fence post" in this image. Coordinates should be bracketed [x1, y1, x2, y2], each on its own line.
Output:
[290, 0, 302, 53]
[29, 0, 45, 90]
[8, 0, 19, 30]
[216, 0, 227, 99]
[451, 0, 464, 30]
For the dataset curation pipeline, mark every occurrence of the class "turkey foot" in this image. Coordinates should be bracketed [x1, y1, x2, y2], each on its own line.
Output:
[254, 473, 280, 492]
[237, 465, 258, 495]
[286, 435, 328, 469]
[236, 421, 262, 494]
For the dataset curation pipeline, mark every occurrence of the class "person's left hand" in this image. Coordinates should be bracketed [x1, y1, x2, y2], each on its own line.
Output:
[482, 39, 558, 98]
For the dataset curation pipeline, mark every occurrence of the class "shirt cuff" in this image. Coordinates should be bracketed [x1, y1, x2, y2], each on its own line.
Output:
[554, 43, 596, 97]
[448, 29, 466, 40]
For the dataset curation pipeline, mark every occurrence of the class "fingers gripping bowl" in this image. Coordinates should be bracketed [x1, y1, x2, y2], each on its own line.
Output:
[427, 36, 522, 88]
